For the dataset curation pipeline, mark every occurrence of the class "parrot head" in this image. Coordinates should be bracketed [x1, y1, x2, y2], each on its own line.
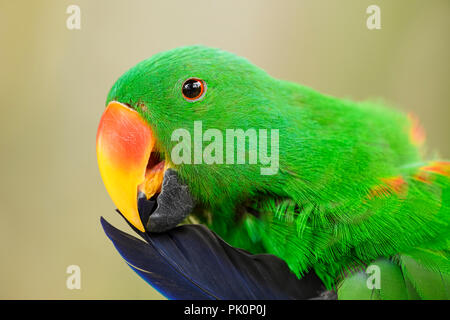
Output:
[96, 46, 290, 232]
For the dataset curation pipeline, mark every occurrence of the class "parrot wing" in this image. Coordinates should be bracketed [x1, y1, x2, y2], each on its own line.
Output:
[337, 253, 450, 300]
[100, 216, 335, 300]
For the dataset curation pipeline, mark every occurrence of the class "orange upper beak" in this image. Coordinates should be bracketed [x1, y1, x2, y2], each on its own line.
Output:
[96, 101, 166, 232]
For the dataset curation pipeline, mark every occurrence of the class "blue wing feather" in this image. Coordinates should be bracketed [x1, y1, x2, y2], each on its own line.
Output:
[101, 216, 329, 300]
[101, 217, 216, 299]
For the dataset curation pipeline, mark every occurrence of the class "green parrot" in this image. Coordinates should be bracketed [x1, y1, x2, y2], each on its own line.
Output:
[96, 45, 450, 300]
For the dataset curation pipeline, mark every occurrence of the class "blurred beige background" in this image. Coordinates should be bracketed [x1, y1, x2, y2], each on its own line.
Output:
[0, 0, 448, 299]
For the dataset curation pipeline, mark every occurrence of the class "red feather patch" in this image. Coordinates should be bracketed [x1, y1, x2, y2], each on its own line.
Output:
[408, 113, 426, 147]
[420, 161, 450, 177]
[413, 161, 450, 184]
[368, 176, 408, 200]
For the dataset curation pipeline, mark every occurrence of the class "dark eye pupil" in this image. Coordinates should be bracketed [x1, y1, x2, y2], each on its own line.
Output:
[182, 79, 202, 99]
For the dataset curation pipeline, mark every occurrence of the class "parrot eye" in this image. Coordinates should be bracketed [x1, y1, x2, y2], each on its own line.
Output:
[182, 78, 206, 101]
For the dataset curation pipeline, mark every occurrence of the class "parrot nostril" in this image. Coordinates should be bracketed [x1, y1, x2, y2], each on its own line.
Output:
[115, 101, 134, 110]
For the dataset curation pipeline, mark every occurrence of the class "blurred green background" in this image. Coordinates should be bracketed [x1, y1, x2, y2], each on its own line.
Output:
[0, 0, 448, 299]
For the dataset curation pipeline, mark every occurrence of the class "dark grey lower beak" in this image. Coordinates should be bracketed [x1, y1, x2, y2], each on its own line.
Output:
[138, 169, 195, 233]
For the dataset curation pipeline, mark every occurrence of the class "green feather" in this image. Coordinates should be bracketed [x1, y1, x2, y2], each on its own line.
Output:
[399, 254, 450, 299]
[404, 276, 421, 300]
[374, 259, 408, 300]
